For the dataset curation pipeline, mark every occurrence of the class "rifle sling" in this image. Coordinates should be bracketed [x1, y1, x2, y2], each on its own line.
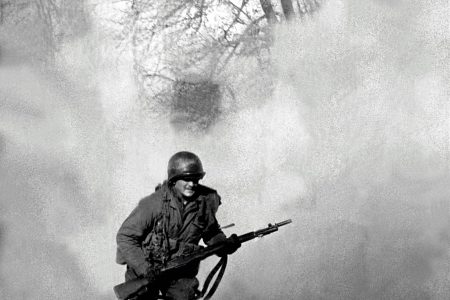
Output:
[200, 255, 228, 300]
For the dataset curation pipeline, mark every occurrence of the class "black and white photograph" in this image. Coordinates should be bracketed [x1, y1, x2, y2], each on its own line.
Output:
[1, 0, 449, 299]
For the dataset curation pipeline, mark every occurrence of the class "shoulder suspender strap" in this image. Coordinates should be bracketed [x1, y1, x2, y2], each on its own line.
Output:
[160, 190, 171, 264]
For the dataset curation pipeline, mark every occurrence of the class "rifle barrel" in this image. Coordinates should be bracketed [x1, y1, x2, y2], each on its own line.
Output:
[276, 219, 292, 227]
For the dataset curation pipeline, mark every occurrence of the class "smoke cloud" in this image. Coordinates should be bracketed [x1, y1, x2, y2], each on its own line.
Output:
[1, 0, 449, 299]
[211, 1, 449, 299]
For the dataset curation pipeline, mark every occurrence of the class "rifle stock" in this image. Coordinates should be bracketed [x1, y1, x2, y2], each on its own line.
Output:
[113, 277, 150, 300]
[113, 219, 292, 300]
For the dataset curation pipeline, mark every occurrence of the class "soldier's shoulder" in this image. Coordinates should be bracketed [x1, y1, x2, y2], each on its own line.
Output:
[197, 184, 219, 196]
[197, 184, 222, 209]
[138, 189, 164, 208]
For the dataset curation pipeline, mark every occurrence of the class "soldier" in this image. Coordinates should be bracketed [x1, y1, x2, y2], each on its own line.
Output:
[116, 151, 241, 300]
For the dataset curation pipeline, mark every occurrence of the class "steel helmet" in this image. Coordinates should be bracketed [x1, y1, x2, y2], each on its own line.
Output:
[167, 151, 205, 183]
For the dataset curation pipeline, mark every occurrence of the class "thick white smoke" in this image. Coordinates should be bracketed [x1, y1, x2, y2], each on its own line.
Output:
[0, 44, 115, 298]
[202, 0, 449, 299]
[215, 1, 450, 299]
[1, 0, 449, 299]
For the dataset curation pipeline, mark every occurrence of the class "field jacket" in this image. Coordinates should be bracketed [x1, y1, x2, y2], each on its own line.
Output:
[116, 182, 227, 276]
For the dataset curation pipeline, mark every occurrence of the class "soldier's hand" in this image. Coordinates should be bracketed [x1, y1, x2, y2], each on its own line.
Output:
[144, 266, 160, 281]
[218, 234, 241, 257]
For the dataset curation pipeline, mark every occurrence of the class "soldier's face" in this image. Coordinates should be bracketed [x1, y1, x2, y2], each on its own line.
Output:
[174, 178, 199, 198]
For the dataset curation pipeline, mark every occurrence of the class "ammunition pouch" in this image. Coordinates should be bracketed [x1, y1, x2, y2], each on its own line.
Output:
[143, 226, 201, 265]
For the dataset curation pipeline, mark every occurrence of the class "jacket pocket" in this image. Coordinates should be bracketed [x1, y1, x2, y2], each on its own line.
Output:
[186, 217, 206, 242]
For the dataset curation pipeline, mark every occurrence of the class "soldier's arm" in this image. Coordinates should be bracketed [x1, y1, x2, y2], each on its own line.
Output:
[202, 193, 227, 246]
[116, 199, 154, 276]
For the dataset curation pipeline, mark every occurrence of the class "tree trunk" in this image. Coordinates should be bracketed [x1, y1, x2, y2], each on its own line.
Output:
[280, 0, 295, 21]
[259, 0, 277, 24]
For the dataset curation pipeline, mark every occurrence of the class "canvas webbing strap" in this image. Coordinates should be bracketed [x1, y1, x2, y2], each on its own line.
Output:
[199, 255, 228, 300]
[161, 190, 171, 265]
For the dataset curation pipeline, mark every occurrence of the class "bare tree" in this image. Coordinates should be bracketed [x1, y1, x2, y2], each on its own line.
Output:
[100, 0, 325, 130]
[1, 0, 89, 63]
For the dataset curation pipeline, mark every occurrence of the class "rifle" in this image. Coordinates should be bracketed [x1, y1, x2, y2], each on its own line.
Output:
[113, 219, 292, 300]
